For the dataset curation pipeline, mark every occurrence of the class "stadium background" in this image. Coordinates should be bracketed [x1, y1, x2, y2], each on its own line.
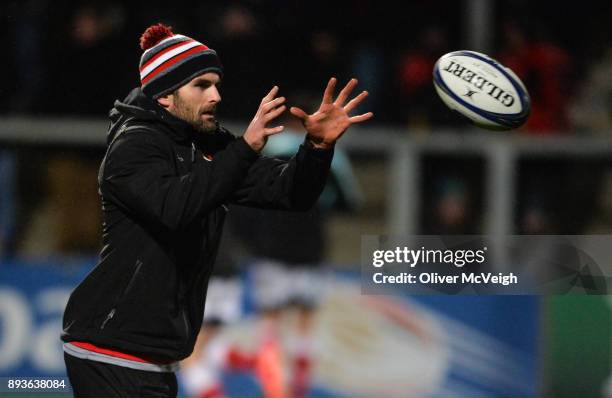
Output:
[0, 0, 611, 397]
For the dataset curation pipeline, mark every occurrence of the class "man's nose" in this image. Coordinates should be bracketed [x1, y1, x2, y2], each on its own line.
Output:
[209, 86, 221, 103]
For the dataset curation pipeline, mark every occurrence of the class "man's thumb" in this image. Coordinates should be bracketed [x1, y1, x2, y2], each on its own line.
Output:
[289, 107, 307, 120]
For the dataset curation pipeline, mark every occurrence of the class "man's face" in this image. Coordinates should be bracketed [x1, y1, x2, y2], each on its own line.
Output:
[162, 72, 222, 134]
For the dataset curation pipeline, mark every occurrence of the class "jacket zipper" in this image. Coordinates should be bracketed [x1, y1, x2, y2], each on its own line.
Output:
[123, 259, 143, 295]
[99, 259, 143, 330]
[100, 308, 116, 329]
[191, 142, 196, 163]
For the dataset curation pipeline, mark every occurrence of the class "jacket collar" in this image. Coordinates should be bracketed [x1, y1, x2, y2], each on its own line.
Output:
[110, 87, 200, 144]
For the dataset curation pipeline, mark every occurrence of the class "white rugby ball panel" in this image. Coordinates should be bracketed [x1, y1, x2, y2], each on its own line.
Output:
[433, 76, 516, 130]
[433, 84, 499, 129]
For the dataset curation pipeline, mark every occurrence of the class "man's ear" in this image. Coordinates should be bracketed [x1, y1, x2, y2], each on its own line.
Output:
[157, 94, 173, 109]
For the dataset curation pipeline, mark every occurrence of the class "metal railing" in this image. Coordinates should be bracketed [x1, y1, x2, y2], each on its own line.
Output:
[2, 117, 612, 240]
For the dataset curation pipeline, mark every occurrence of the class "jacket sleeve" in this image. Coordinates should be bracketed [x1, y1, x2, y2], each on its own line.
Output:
[230, 141, 334, 210]
[101, 130, 258, 232]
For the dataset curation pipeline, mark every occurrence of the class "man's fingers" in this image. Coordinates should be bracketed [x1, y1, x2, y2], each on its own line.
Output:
[264, 105, 286, 122]
[334, 78, 358, 106]
[290, 106, 308, 121]
[262, 86, 279, 104]
[321, 77, 337, 105]
[262, 97, 286, 112]
[349, 112, 374, 124]
[344, 91, 369, 113]
[264, 125, 284, 135]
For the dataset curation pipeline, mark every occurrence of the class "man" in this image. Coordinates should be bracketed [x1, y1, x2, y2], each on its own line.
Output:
[61, 23, 372, 397]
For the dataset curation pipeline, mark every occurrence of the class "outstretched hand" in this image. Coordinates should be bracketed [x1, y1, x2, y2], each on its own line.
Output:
[243, 86, 286, 152]
[290, 77, 373, 149]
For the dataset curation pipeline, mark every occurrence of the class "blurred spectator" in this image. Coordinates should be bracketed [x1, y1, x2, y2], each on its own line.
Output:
[423, 173, 481, 234]
[520, 203, 552, 234]
[571, 47, 612, 133]
[396, 25, 454, 129]
[497, 22, 573, 134]
[516, 159, 603, 234]
[431, 178, 471, 234]
[294, 30, 348, 101]
[516, 156, 561, 235]
[44, 3, 131, 115]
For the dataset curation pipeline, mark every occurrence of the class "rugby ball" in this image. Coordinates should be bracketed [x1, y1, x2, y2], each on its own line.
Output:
[433, 50, 530, 130]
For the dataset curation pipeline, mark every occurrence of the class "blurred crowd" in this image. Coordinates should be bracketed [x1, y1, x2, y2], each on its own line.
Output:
[1, 0, 608, 129]
[2, 0, 612, 258]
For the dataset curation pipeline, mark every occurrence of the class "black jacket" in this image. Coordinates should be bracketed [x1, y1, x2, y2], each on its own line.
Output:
[61, 88, 333, 362]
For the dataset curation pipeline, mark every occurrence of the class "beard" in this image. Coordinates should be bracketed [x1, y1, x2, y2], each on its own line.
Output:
[172, 92, 218, 134]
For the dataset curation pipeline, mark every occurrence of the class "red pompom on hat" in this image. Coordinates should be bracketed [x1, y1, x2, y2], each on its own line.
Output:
[138, 23, 223, 98]
[139, 23, 174, 50]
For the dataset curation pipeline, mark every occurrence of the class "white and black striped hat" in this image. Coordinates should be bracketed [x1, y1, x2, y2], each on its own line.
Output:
[138, 23, 223, 99]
